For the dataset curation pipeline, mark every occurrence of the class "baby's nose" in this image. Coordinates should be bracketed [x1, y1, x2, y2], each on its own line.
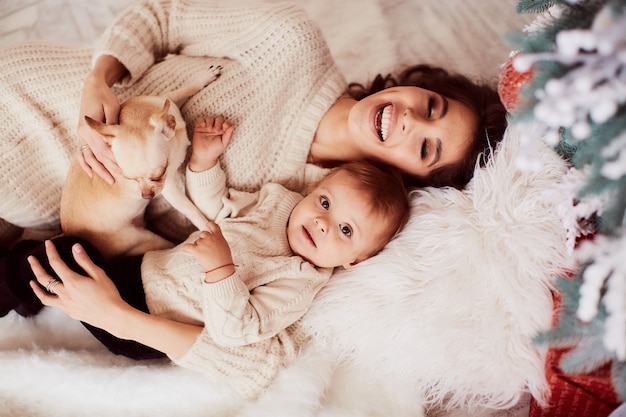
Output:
[314, 218, 326, 233]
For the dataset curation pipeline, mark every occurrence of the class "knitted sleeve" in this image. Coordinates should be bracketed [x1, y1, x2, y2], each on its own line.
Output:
[184, 164, 228, 220]
[96, 0, 316, 85]
[185, 163, 263, 222]
[199, 259, 331, 347]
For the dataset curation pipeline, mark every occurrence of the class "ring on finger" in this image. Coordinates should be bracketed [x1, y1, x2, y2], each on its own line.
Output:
[48, 281, 62, 295]
[79, 144, 90, 154]
[46, 279, 62, 295]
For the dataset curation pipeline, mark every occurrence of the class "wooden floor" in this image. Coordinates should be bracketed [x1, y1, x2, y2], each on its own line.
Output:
[0, 0, 133, 50]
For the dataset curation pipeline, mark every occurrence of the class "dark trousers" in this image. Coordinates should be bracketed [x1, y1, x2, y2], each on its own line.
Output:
[2, 236, 166, 360]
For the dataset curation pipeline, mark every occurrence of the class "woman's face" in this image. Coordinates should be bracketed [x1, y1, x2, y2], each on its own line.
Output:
[348, 86, 479, 178]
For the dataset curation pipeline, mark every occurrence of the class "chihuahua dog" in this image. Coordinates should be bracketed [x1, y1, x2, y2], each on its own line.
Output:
[60, 66, 222, 260]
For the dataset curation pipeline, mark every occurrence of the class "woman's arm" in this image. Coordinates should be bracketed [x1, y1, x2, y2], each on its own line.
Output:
[96, 0, 304, 84]
[28, 240, 201, 359]
[105, 302, 202, 359]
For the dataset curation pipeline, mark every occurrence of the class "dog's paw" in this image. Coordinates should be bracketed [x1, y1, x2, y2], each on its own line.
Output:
[200, 65, 223, 87]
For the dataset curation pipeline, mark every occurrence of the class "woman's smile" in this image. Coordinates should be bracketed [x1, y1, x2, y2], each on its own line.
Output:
[374, 104, 394, 142]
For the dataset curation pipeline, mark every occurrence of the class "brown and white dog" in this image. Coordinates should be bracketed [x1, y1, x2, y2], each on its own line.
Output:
[60, 66, 222, 260]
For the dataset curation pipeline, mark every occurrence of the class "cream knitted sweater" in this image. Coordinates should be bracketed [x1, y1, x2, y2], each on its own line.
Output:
[141, 164, 332, 399]
[0, 0, 346, 235]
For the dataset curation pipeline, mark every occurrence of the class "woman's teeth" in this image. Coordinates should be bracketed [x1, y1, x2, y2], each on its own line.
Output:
[379, 105, 391, 141]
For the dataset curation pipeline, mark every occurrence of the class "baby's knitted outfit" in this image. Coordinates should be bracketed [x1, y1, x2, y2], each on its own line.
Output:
[0, 0, 346, 237]
[141, 164, 332, 399]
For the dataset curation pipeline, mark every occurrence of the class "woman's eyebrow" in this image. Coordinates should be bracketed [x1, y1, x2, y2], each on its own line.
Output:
[428, 138, 442, 167]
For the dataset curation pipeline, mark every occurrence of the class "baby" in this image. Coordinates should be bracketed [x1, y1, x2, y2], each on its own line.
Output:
[2, 116, 411, 399]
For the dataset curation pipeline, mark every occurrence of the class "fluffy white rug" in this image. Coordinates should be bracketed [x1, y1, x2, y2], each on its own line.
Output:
[0, 1, 560, 416]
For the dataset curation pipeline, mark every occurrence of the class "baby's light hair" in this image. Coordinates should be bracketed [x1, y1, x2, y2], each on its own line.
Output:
[325, 160, 410, 260]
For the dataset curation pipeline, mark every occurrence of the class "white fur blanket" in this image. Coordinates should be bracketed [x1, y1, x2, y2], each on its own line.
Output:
[0, 1, 561, 416]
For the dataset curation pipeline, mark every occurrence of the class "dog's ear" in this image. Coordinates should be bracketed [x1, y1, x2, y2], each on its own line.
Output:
[84, 115, 116, 144]
[150, 99, 177, 140]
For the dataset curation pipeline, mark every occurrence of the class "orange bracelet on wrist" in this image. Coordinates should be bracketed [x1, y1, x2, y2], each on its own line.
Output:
[205, 263, 235, 275]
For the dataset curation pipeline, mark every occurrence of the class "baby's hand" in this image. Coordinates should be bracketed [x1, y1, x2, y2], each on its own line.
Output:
[183, 221, 236, 283]
[188, 116, 234, 172]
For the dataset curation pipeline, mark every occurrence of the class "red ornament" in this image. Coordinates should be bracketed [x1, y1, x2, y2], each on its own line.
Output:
[498, 53, 534, 112]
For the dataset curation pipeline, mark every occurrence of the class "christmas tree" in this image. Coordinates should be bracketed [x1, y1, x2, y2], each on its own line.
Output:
[505, 0, 626, 400]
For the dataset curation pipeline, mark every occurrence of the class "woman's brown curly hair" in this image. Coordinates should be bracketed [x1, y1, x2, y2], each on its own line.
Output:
[347, 65, 507, 189]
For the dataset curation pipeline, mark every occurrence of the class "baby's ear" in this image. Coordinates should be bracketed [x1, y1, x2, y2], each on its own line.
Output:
[341, 260, 358, 270]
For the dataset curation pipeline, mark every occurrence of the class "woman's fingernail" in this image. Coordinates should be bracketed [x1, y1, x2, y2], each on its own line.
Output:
[73, 244, 83, 254]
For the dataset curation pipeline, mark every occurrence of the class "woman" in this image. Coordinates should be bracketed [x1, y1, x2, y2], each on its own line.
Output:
[0, 0, 506, 244]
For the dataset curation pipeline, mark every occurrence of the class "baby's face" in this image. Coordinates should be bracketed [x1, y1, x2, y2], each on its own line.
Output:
[286, 170, 388, 269]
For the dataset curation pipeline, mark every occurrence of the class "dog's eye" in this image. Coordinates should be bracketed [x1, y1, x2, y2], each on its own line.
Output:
[150, 167, 167, 182]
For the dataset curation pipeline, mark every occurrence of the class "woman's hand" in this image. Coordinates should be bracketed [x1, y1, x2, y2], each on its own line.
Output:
[77, 74, 120, 185]
[29, 240, 203, 358]
[76, 55, 128, 185]
[188, 116, 234, 172]
[183, 221, 236, 282]
[28, 240, 127, 331]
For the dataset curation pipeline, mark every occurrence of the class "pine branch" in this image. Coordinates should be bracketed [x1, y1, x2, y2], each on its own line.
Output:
[509, 0, 626, 401]
[517, 0, 558, 14]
